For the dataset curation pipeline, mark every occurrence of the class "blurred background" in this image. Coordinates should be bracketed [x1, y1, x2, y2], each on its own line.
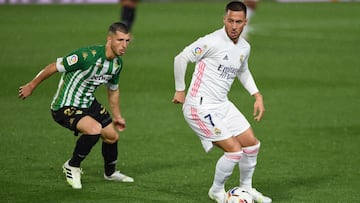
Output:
[1, 0, 359, 202]
[1, 0, 360, 3]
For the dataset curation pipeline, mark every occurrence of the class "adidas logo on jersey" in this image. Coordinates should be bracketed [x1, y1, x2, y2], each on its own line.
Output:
[223, 55, 229, 60]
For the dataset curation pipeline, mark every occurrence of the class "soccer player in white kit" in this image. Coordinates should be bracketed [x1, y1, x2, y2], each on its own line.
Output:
[172, 1, 271, 203]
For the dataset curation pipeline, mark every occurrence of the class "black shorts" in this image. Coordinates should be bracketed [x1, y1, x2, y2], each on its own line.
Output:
[51, 100, 112, 136]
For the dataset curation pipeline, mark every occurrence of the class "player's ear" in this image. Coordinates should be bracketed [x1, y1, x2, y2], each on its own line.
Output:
[244, 18, 248, 25]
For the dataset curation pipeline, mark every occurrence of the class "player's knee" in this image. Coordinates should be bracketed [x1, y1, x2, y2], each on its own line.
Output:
[102, 133, 119, 144]
[249, 137, 259, 146]
[224, 151, 243, 162]
[243, 142, 261, 157]
[237, 128, 259, 147]
[76, 116, 103, 135]
[109, 133, 119, 143]
[80, 123, 102, 135]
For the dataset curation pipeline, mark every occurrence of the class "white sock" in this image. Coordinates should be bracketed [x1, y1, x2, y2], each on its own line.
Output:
[239, 142, 260, 190]
[212, 151, 243, 192]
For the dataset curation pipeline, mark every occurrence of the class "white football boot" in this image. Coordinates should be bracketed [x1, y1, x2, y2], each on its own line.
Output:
[104, 171, 134, 182]
[248, 188, 272, 203]
[62, 160, 83, 189]
[208, 186, 226, 203]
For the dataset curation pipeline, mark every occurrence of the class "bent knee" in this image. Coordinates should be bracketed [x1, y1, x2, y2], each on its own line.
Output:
[87, 125, 103, 135]
[237, 128, 260, 147]
[102, 132, 119, 144]
[77, 118, 103, 135]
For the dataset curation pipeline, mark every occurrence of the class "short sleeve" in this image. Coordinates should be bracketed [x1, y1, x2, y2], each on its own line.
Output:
[60, 48, 87, 72]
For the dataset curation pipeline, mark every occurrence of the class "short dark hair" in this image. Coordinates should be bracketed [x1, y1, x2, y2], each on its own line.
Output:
[226, 1, 247, 15]
[108, 22, 129, 34]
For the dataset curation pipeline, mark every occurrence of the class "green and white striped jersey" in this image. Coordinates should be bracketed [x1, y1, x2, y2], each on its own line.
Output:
[51, 45, 123, 110]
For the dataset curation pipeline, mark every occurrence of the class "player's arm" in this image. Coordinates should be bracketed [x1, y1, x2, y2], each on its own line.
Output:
[237, 65, 264, 121]
[252, 92, 264, 121]
[107, 87, 125, 132]
[172, 52, 189, 104]
[172, 38, 208, 104]
[18, 62, 58, 100]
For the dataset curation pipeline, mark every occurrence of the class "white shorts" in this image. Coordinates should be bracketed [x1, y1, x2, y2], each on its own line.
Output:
[182, 100, 250, 152]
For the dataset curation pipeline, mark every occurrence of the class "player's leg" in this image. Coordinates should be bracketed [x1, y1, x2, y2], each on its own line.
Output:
[86, 100, 118, 176]
[64, 116, 102, 188]
[120, 0, 139, 31]
[52, 107, 102, 189]
[220, 101, 271, 202]
[242, 0, 259, 39]
[182, 104, 241, 203]
[100, 123, 134, 182]
[235, 128, 272, 203]
[244, 0, 258, 12]
[209, 138, 243, 202]
[86, 100, 134, 183]
[72, 116, 102, 167]
[235, 128, 259, 189]
[101, 124, 119, 176]
[224, 101, 258, 190]
[100, 124, 119, 177]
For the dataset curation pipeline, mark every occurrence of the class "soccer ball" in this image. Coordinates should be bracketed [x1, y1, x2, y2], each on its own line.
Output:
[225, 187, 254, 203]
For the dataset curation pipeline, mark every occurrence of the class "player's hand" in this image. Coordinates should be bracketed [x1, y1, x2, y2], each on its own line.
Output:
[18, 83, 34, 100]
[113, 117, 126, 132]
[253, 93, 265, 121]
[172, 91, 185, 104]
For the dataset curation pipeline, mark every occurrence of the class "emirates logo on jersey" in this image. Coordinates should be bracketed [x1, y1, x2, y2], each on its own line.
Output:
[218, 64, 240, 79]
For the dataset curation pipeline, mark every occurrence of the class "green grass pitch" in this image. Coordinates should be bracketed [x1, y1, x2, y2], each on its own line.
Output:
[0, 1, 359, 202]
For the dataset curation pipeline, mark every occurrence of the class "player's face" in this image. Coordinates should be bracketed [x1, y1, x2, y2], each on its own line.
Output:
[223, 10, 247, 43]
[108, 31, 131, 57]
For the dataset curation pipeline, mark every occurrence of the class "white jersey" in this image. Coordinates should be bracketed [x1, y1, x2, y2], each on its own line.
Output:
[174, 27, 259, 106]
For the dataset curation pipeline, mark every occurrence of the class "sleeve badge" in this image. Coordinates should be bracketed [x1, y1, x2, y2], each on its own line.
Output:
[66, 54, 78, 66]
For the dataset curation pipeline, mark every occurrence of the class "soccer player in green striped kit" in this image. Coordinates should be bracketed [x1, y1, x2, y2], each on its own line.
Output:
[18, 22, 134, 189]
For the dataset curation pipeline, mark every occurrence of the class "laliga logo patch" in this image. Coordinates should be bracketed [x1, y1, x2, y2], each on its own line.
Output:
[194, 47, 203, 55]
[66, 54, 78, 66]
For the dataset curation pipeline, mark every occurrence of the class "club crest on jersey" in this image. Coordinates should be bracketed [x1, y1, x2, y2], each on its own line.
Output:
[95, 58, 103, 68]
[240, 54, 245, 63]
[114, 63, 119, 70]
[96, 63, 103, 68]
[214, 127, 222, 135]
[66, 54, 78, 66]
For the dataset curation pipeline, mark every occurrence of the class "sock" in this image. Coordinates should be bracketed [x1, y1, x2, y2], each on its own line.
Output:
[121, 6, 136, 31]
[211, 151, 243, 192]
[239, 142, 260, 190]
[102, 141, 118, 176]
[69, 134, 100, 167]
